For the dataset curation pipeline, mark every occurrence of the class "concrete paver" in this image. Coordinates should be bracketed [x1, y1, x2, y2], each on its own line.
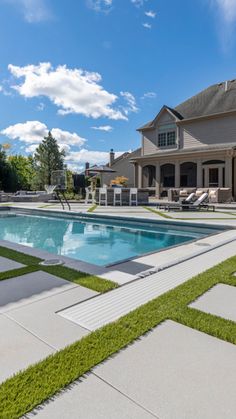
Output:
[28, 320, 236, 419]
[0, 255, 24, 272]
[190, 283, 236, 322]
[8, 285, 96, 349]
[94, 320, 236, 419]
[28, 374, 156, 419]
[0, 271, 77, 313]
[0, 315, 53, 383]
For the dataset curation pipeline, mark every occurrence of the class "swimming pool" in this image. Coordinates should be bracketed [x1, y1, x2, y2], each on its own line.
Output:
[0, 213, 224, 266]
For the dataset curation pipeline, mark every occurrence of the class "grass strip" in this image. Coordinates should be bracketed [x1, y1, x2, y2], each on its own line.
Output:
[87, 204, 97, 213]
[0, 246, 42, 265]
[0, 265, 40, 282]
[143, 206, 173, 219]
[143, 206, 236, 220]
[0, 255, 236, 417]
[0, 246, 117, 292]
[42, 265, 118, 293]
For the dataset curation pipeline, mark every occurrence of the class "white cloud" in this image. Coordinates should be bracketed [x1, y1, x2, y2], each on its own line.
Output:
[131, 0, 145, 7]
[91, 125, 113, 132]
[1, 121, 86, 150]
[86, 0, 113, 12]
[37, 102, 45, 111]
[142, 22, 152, 29]
[141, 91, 156, 99]
[214, 0, 236, 22]
[0, 86, 2, 92]
[120, 91, 138, 115]
[8, 62, 127, 120]
[65, 149, 124, 168]
[4, 0, 52, 22]
[209, 0, 236, 50]
[145, 10, 156, 18]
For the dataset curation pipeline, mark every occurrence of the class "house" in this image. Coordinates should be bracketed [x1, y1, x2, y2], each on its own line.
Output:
[102, 148, 141, 187]
[131, 80, 236, 200]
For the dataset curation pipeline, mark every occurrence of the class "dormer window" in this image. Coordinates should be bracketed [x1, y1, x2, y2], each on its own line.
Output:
[158, 130, 176, 148]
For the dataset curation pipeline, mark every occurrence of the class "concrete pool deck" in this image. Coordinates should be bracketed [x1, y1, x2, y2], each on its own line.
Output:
[28, 320, 236, 419]
[0, 203, 236, 418]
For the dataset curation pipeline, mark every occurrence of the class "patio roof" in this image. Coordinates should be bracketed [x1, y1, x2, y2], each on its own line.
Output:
[130, 143, 236, 161]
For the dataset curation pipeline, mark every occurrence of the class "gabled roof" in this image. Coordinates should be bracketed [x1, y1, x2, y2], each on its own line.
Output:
[137, 106, 183, 131]
[138, 79, 236, 131]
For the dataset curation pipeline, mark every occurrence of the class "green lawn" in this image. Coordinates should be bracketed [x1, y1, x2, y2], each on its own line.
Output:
[0, 246, 117, 293]
[0, 252, 236, 418]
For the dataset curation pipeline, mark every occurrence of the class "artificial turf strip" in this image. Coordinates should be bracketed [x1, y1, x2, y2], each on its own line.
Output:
[42, 265, 118, 293]
[1, 256, 236, 418]
[0, 246, 41, 265]
[87, 204, 97, 213]
[0, 265, 39, 282]
[143, 206, 173, 219]
[0, 246, 117, 292]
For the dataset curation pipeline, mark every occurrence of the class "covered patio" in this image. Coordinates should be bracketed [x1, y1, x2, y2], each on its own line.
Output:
[132, 146, 236, 200]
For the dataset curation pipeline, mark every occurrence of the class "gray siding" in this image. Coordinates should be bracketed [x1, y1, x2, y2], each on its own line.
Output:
[142, 109, 178, 155]
[103, 149, 141, 187]
[181, 114, 236, 148]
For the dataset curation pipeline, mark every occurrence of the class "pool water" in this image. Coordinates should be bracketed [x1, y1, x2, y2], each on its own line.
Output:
[0, 214, 220, 266]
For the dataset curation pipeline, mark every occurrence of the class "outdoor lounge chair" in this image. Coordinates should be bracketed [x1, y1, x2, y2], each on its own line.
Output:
[162, 192, 196, 210]
[165, 192, 215, 212]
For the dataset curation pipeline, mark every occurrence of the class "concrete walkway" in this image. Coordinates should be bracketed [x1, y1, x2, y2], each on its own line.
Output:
[29, 320, 236, 419]
[0, 268, 96, 383]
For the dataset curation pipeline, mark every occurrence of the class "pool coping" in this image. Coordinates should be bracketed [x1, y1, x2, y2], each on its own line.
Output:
[0, 206, 235, 285]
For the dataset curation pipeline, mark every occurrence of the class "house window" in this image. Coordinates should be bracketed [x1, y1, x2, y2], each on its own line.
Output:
[167, 131, 176, 146]
[158, 131, 176, 147]
[158, 133, 166, 147]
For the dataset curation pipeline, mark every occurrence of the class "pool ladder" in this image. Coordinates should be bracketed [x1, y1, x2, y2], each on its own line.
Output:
[56, 190, 71, 211]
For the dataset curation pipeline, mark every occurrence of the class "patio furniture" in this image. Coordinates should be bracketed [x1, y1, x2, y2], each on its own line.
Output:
[130, 188, 138, 206]
[166, 192, 215, 211]
[85, 187, 95, 204]
[113, 188, 122, 206]
[99, 188, 108, 206]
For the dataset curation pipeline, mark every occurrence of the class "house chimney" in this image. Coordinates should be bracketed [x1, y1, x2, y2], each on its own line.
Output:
[85, 162, 90, 176]
[109, 148, 115, 166]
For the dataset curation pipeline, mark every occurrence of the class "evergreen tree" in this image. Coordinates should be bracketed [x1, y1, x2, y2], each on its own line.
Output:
[34, 132, 65, 188]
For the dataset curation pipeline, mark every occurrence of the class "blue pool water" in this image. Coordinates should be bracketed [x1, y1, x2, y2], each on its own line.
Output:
[0, 214, 221, 266]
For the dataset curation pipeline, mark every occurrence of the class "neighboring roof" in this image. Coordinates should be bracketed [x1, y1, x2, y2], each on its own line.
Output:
[130, 143, 236, 160]
[138, 79, 236, 130]
[87, 165, 116, 173]
[109, 148, 141, 167]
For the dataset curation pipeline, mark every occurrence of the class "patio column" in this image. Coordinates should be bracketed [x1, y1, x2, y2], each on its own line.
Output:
[155, 162, 160, 198]
[133, 163, 138, 187]
[219, 166, 224, 188]
[138, 164, 142, 188]
[197, 160, 202, 188]
[225, 156, 233, 188]
[175, 161, 180, 188]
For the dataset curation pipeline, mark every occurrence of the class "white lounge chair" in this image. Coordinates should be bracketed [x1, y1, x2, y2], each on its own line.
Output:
[166, 192, 215, 211]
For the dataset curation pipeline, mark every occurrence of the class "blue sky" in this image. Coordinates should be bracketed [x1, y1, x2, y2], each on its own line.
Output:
[0, 0, 236, 171]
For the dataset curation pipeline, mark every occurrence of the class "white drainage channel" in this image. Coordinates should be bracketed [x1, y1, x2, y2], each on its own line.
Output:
[58, 232, 236, 331]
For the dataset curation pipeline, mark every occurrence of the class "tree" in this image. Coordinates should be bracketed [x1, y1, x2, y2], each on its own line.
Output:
[34, 132, 65, 188]
[8, 155, 36, 191]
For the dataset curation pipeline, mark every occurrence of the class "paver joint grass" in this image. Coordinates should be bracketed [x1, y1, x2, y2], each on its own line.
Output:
[87, 204, 97, 213]
[0, 246, 117, 293]
[0, 252, 236, 418]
